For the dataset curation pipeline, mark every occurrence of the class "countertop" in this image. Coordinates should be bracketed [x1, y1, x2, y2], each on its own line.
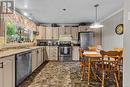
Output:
[0, 46, 44, 58]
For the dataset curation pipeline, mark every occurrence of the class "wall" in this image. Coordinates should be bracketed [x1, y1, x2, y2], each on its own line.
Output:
[102, 11, 123, 50]
[124, 0, 130, 86]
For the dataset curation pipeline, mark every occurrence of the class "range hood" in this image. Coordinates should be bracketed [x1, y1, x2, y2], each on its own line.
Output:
[59, 35, 72, 41]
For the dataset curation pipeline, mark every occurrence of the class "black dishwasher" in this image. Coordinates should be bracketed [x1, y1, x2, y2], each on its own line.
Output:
[15, 51, 32, 86]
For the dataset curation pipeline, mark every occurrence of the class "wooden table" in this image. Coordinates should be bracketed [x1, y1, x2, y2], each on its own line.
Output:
[83, 51, 102, 85]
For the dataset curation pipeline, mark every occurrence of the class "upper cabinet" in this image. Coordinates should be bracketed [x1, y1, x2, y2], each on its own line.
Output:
[37, 26, 46, 39]
[71, 27, 78, 40]
[65, 27, 71, 35]
[59, 27, 66, 35]
[46, 27, 53, 39]
[79, 26, 88, 32]
[52, 27, 59, 40]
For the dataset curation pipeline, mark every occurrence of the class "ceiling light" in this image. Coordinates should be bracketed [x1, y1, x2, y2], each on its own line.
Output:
[90, 4, 104, 28]
[24, 12, 28, 16]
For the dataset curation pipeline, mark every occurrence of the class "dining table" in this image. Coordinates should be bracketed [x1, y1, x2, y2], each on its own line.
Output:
[83, 51, 102, 85]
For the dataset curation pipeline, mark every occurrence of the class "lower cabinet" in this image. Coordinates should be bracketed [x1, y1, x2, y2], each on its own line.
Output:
[32, 47, 46, 72]
[0, 55, 15, 87]
[32, 50, 38, 71]
[45, 46, 58, 61]
[72, 46, 79, 61]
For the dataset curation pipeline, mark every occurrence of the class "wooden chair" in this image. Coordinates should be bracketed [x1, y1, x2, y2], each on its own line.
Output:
[88, 46, 97, 51]
[79, 48, 87, 80]
[94, 50, 122, 87]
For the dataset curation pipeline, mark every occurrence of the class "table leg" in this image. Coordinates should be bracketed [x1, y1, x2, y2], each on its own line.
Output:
[88, 58, 91, 85]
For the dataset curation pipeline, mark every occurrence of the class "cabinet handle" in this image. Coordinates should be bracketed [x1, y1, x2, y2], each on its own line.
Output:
[0, 62, 3, 68]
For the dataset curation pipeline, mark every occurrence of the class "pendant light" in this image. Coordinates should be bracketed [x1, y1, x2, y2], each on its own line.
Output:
[90, 4, 104, 28]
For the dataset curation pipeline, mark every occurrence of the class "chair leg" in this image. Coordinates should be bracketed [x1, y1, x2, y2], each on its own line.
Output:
[102, 71, 105, 87]
[114, 73, 119, 87]
[81, 66, 85, 80]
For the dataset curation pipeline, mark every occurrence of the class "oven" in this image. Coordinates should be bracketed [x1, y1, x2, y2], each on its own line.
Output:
[58, 41, 72, 62]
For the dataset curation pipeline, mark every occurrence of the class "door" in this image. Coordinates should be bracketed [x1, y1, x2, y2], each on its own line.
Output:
[0, 60, 4, 87]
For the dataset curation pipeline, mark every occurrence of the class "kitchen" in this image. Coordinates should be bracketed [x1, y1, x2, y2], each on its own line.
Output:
[0, 0, 129, 87]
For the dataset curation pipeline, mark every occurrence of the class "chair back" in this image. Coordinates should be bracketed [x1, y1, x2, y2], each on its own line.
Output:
[100, 50, 122, 71]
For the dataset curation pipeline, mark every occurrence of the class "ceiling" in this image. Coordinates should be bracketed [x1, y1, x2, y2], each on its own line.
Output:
[15, 0, 123, 24]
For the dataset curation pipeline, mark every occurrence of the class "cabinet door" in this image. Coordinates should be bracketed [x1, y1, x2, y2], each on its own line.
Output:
[37, 48, 42, 66]
[32, 50, 37, 71]
[59, 27, 65, 35]
[0, 55, 15, 87]
[72, 47, 79, 60]
[52, 27, 59, 40]
[43, 47, 48, 61]
[79, 26, 88, 32]
[42, 26, 46, 39]
[49, 46, 58, 60]
[65, 27, 71, 35]
[37, 26, 43, 39]
[71, 27, 78, 40]
[0, 60, 4, 87]
[46, 27, 53, 39]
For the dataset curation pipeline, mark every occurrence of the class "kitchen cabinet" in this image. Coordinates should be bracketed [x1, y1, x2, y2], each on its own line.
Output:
[49, 46, 58, 60]
[94, 28, 102, 45]
[0, 55, 15, 87]
[43, 46, 48, 61]
[45, 46, 58, 61]
[36, 26, 46, 39]
[37, 26, 43, 39]
[37, 48, 42, 66]
[46, 27, 53, 39]
[32, 48, 44, 72]
[32, 50, 38, 71]
[71, 27, 78, 40]
[65, 27, 71, 35]
[72, 46, 79, 61]
[79, 26, 88, 32]
[52, 27, 59, 40]
[59, 27, 66, 35]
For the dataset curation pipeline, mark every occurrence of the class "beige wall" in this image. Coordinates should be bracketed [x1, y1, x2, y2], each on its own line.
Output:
[102, 11, 123, 50]
[124, 0, 130, 86]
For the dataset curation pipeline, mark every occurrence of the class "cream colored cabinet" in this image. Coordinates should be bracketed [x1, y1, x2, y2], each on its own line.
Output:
[52, 27, 59, 40]
[0, 55, 15, 87]
[46, 27, 53, 39]
[93, 28, 102, 45]
[43, 46, 48, 61]
[72, 46, 79, 61]
[45, 46, 58, 61]
[71, 27, 78, 40]
[49, 46, 58, 60]
[59, 27, 66, 35]
[37, 26, 46, 39]
[37, 48, 42, 66]
[32, 50, 38, 71]
[79, 26, 88, 32]
[37, 26, 43, 39]
[65, 27, 71, 35]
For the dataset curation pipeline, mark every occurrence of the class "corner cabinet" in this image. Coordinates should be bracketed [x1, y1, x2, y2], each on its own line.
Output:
[0, 55, 15, 87]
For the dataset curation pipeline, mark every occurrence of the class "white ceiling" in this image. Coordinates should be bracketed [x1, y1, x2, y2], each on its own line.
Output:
[15, 0, 123, 24]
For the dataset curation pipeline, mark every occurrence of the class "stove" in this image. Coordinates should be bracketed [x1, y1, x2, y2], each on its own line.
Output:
[58, 41, 72, 62]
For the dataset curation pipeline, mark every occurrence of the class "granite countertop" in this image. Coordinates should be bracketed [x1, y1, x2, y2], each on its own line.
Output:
[0, 46, 44, 58]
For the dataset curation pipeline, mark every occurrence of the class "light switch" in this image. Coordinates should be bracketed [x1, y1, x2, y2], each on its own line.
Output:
[128, 12, 130, 20]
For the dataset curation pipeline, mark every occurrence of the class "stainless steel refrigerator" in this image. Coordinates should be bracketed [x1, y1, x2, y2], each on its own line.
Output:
[78, 32, 94, 50]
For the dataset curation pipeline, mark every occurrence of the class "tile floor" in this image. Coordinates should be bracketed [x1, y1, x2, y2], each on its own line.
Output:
[19, 62, 118, 87]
